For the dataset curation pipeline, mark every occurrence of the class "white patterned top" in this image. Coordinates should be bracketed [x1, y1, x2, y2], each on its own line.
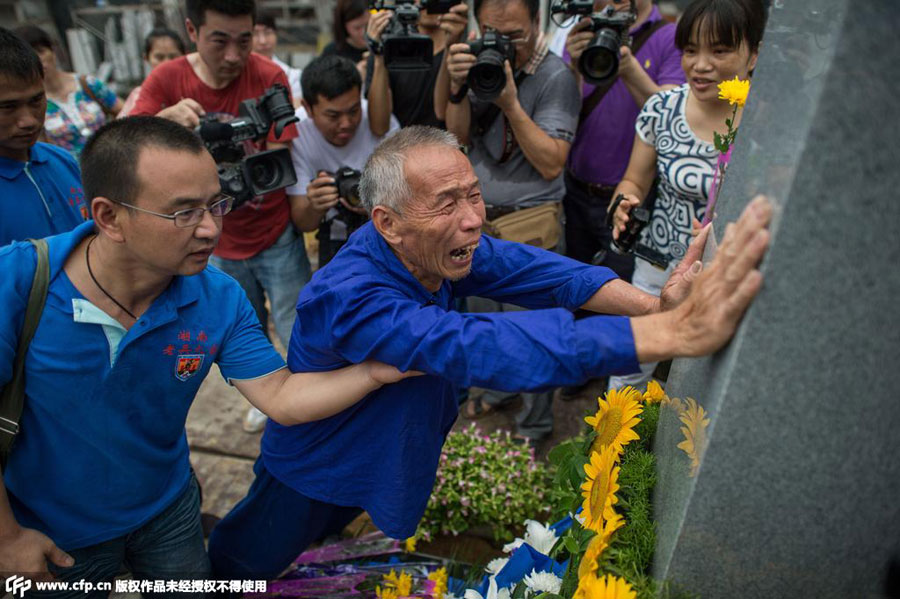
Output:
[635, 83, 717, 262]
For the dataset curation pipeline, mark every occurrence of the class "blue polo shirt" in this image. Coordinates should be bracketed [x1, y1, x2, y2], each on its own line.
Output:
[0, 142, 88, 247]
[263, 222, 639, 539]
[0, 222, 286, 550]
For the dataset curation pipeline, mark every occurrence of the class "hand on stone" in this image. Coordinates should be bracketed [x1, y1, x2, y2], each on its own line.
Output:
[0, 525, 74, 581]
[659, 224, 710, 312]
[665, 195, 772, 357]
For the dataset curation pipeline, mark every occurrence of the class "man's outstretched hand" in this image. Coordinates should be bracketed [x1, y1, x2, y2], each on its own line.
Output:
[632, 195, 773, 363]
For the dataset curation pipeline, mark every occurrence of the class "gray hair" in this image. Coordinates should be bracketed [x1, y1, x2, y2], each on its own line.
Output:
[359, 126, 460, 215]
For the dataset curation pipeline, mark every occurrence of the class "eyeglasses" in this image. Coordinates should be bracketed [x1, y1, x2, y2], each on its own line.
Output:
[115, 195, 234, 228]
[483, 26, 533, 46]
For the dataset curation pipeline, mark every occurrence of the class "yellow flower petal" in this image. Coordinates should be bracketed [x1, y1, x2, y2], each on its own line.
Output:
[717, 76, 751, 107]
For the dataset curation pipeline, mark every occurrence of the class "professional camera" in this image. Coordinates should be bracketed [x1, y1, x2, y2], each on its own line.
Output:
[550, 0, 636, 84]
[421, 0, 463, 13]
[197, 84, 299, 208]
[605, 194, 669, 269]
[369, 0, 433, 72]
[467, 30, 517, 101]
[331, 166, 368, 229]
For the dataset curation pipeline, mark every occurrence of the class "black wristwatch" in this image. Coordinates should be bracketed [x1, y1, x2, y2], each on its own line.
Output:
[448, 83, 469, 104]
[365, 33, 383, 56]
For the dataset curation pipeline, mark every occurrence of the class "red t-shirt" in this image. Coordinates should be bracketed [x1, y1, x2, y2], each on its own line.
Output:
[132, 53, 299, 260]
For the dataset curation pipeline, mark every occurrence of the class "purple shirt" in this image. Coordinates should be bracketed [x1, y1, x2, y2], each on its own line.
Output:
[566, 6, 684, 185]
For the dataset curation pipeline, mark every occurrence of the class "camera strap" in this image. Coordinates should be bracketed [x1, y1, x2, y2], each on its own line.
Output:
[578, 18, 668, 125]
[475, 70, 531, 164]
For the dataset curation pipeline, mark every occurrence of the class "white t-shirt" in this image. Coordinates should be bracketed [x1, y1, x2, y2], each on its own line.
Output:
[272, 55, 303, 104]
[286, 99, 399, 239]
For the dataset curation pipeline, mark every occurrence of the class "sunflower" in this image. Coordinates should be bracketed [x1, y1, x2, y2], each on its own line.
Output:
[578, 532, 608, 579]
[717, 76, 751, 107]
[574, 573, 637, 599]
[677, 397, 710, 477]
[585, 386, 643, 458]
[642, 380, 667, 404]
[377, 569, 412, 599]
[580, 445, 620, 532]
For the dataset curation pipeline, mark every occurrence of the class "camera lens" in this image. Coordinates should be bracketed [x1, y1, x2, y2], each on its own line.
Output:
[579, 28, 621, 84]
[249, 159, 281, 189]
[468, 49, 507, 101]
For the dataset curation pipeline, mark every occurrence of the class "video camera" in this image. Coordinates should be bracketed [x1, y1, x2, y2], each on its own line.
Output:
[197, 84, 299, 208]
[369, 0, 455, 72]
[550, 0, 636, 84]
[467, 30, 517, 101]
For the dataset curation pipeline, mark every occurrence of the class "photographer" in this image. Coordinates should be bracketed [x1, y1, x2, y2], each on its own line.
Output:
[289, 55, 399, 267]
[132, 0, 310, 433]
[365, 0, 455, 130]
[562, 0, 684, 282]
[439, 0, 580, 445]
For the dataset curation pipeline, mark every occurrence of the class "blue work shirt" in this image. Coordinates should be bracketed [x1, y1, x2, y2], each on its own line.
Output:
[263, 222, 639, 539]
[0, 222, 286, 550]
[0, 142, 88, 247]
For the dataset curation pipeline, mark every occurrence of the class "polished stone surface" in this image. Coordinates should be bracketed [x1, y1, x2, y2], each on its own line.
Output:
[652, 2, 900, 597]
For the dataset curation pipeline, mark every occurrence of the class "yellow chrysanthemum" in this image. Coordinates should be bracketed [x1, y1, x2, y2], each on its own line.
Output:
[580, 445, 620, 532]
[642, 380, 667, 404]
[404, 536, 417, 553]
[574, 573, 637, 599]
[377, 569, 412, 599]
[717, 76, 750, 107]
[427, 567, 448, 599]
[585, 386, 643, 458]
[677, 397, 710, 477]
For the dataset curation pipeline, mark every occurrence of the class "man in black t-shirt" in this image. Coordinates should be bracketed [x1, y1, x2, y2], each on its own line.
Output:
[364, 2, 467, 130]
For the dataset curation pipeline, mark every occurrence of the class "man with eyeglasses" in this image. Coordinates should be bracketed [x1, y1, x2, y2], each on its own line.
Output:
[0, 27, 88, 247]
[131, 0, 310, 433]
[438, 0, 581, 446]
[0, 116, 413, 589]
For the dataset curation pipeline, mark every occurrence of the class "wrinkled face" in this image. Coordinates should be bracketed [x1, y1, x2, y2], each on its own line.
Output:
[252, 24, 278, 58]
[0, 75, 46, 161]
[146, 36, 184, 70]
[345, 13, 369, 49]
[390, 145, 485, 290]
[116, 147, 224, 276]
[306, 87, 362, 147]
[187, 10, 253, 84]
[681, 20, 758, 102]
[477, 0, 538, 70]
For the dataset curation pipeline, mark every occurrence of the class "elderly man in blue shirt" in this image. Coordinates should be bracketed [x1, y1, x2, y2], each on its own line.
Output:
[209, 126, 772, 578]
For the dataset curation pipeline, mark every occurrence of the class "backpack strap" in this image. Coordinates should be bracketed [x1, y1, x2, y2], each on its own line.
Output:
[0, 239, 50, 471]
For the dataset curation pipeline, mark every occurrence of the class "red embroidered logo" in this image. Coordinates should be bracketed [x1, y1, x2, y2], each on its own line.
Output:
[175, 354, 204, 381]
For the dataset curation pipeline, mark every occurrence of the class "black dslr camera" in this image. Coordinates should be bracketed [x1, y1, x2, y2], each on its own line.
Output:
[550, 0, 636, 84]
[332, 166, 368, 229]
[605, 194, 669, 269]
[369, 0, 433, 72]
[467, 30, 516, 101]
[197, 84, 299, 208]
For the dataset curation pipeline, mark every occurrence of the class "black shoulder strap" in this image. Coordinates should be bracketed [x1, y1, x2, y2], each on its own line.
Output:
[578, 18, 670, 124]
[0, 239, 50, 471]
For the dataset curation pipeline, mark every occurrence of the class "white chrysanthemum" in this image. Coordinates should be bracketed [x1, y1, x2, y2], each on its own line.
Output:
[464, 578, 512, 599]
[523, 569, 562, 597]
[485, 557, 509, 575]
[522, 520, 558, 555]
[501, 538, 523, 554]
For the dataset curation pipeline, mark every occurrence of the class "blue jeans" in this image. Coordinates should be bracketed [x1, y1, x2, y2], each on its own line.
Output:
[208, 458, 361, 580]
[31, 476, 210, 599]
[209, 225, 311, 348]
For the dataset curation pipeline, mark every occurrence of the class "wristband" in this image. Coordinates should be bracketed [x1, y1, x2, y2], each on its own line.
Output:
[365, 33, 383, 56]
[448, 83, 469, 104]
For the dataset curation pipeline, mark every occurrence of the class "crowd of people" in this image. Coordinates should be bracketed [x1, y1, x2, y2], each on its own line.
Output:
[0, 0, 771, 592]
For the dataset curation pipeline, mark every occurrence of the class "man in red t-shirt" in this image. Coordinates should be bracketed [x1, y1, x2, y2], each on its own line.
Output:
[132, 0, 311, 432]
